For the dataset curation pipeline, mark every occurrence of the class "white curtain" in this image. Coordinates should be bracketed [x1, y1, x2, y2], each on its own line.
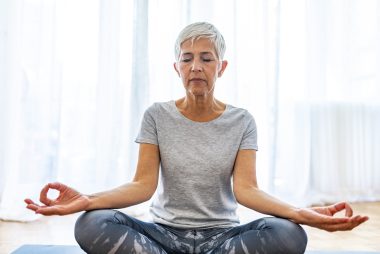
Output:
[0, 0, 379, 221]
[273, 0, 380, 204]
[0, 0, 136, 220]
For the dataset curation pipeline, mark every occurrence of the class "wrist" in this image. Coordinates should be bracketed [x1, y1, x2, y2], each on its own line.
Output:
[85, 194, 100, 210]
[288, 207, 303, 224]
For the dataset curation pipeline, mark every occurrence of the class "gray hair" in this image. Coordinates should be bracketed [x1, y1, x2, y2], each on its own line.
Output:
[174, 22, 226, 61]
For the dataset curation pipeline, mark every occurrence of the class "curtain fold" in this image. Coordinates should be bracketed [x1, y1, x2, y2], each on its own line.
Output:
[0, 0, 9, 208]
[0, 0, 379, 221]
[127, 0, 150, 180]
[273, 0, 380, 205]
[307, 102, 380, 203]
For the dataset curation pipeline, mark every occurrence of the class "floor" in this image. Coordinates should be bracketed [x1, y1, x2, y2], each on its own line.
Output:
[1, 202, 379, 254]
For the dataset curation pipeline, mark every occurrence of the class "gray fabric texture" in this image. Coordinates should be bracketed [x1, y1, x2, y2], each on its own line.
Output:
[135, 101, 258, 229]
[74, 210, 307, 254]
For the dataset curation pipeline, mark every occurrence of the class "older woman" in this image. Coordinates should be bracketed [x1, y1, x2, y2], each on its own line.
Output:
[25, 22, 368, 254]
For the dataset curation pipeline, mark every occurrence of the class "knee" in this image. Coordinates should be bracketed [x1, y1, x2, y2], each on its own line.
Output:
[264, 217, 308, 254]
[281, 219, 308, 253]
[74, 209, 115, 245]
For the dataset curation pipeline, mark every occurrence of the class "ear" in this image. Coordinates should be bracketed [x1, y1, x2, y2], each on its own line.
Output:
[217, 60, 228, 77]
[173, 62, 180, 77]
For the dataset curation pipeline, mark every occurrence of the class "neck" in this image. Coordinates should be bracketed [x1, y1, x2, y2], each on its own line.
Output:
[175, 96, 226, 122]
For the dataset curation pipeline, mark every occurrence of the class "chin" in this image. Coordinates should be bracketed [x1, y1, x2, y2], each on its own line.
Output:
[189, 89, 209, 96]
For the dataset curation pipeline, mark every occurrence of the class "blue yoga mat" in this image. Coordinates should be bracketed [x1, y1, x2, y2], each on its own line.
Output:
[307, 252, 379, 254]
[11, 245, 380, 254]
[11, 245, 85, 254]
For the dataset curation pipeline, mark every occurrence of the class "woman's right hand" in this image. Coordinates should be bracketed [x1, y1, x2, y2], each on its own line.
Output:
[25, 182, 90, 216]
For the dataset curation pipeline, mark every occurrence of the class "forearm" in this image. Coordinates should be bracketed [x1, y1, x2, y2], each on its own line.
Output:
[234, 186, 300, 220]
[86, 181, 154, 210]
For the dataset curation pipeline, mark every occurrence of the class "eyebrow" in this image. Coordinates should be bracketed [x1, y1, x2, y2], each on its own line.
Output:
[181, 52, 214, 56]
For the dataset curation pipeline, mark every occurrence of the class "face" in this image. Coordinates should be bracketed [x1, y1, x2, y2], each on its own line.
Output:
[174, 38, 228, 97]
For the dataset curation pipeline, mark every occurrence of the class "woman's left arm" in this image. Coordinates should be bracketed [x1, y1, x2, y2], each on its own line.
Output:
[232, 149, 369, 232]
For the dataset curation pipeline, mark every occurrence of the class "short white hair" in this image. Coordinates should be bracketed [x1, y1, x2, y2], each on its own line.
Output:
[174, 22, 226, 61]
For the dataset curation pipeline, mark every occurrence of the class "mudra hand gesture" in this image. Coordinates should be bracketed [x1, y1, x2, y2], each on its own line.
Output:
[25, 182, 89, 216]
[294, 202, 368, 232]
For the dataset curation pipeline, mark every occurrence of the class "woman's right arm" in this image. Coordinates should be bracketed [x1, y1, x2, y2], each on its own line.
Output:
[25, 143, 160, 215]
[87, 143, 160, 210]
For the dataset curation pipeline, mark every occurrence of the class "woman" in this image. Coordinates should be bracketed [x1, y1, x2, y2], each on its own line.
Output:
[25, 22, 368, 254]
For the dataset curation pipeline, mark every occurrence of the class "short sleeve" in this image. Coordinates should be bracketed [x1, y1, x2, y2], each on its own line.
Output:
[239, 113, 258, 150]
[135, 104, 158, 145]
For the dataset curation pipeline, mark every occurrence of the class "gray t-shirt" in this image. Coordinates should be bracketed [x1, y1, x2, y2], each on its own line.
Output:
[135, 100, 258, 229]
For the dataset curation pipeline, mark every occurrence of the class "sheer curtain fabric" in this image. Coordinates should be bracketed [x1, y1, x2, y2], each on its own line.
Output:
[0, 0, 379, 221]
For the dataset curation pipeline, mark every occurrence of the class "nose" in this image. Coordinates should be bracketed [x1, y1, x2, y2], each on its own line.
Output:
[191, 59, 203, 72]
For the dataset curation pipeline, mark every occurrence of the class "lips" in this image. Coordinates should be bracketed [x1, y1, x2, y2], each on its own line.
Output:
[190, 78, 206, 82]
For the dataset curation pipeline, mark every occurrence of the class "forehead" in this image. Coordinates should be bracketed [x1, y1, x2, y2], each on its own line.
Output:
[180, 37, 217, 55]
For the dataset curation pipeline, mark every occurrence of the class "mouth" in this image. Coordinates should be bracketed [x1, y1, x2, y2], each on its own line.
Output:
[190, 78, 206, 82]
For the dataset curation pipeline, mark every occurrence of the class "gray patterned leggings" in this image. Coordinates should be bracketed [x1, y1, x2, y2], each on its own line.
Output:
[74, 209, 307, 254]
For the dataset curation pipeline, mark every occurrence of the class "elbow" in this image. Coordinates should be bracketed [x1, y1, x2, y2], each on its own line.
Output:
[233, 183, 259, 205]
[136, 181, 157, 202]
[233, 184, 245, 204]
[142, 188, 156, 202]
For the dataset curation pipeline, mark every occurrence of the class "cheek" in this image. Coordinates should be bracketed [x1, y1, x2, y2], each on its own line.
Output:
[178, 67, 190, 77]
[210, 69, 219, 79]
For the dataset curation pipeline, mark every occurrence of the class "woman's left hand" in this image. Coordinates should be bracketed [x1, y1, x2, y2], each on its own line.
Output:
[293, 202, 369, 232]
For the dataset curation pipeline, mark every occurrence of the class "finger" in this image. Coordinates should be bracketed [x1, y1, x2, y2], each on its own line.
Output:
[344, 203, 353, 217]
[320, 215, 369, 232]
[26, 203, 42, 212]
[345, 217, 367, 230]
[361, 216, 369, 222]
[349, 215, 369, 228]
[36, 206, 61, 216]
[24, 198, 35, 205]
[321, 223, 352, 232]
[318, 221, 356, 232]
[329, 202, 346, 215]
[329, 202, 353, 217]
[25, 198, 39, 209]
[350, 215, 369, 224]
[48, 182, 68, 192]
[39, 184, 53, 206]
[25, 199, 42, 212]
